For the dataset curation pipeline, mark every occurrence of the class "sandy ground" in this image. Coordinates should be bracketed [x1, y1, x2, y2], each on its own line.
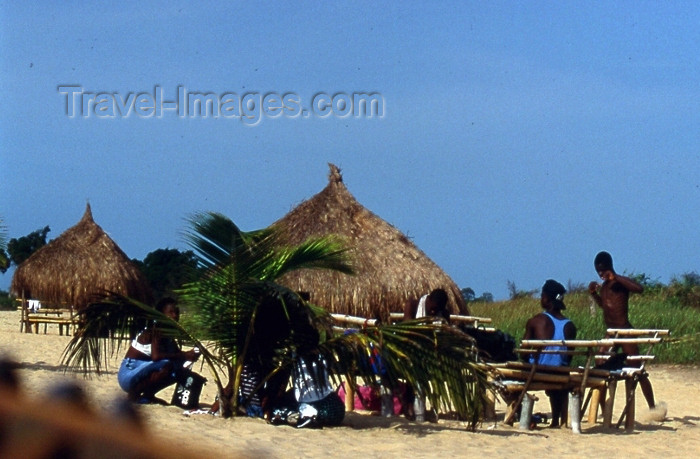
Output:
[1, 310, 698, 458]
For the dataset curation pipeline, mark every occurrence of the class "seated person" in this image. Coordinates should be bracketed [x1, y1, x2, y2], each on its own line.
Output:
[523, 280, 577, 428]
[291, 349, 345, 428]
[117, 297, 201, 404]
[236, 361, 290, 419]
[269, 329, 345, 428]
[403, 288, 450, 322]
[402, 288, 450, 422]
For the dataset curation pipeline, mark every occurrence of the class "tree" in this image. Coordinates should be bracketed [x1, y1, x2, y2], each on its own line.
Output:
[0, 218, 8, 272]
[460, 287, 475, 303]
[62, 212, 490, 428]
[566, 280, 587, 294]
[507, 280, 536, 300]
[474, 292, 494, 303]
[133, 248, 199, 301]
[1, 226, 51, 273]
[627, 272, 664, 290]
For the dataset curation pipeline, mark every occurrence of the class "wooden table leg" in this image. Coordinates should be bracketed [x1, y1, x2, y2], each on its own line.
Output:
[588, 388, 601, 424]
[503, 357, 539, 425]
[603, 380, 617, 428]
[624, 378, 636, 432]
[484, 384, 497, 421]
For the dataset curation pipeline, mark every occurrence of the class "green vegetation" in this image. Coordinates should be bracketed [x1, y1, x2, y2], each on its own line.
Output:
[469, 289, 700, 364]
[132, 248, 199, 301]
[62, 212, 490, 427]
[0, 226, 50, 273]
[0, 290, 15, 310]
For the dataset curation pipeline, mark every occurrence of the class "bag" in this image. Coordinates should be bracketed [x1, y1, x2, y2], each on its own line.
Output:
[461, 327, 517, 362]
[171, 372, 207, 409]
[337, 381, 406, 415]
[338, 382, 381, 411]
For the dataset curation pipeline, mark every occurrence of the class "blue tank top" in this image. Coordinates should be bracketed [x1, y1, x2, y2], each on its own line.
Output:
[530, 312, 572, 367]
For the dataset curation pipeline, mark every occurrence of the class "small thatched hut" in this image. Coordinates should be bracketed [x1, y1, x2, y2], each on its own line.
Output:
[274, 164, 468, 319]
[11, 204, 152, 309]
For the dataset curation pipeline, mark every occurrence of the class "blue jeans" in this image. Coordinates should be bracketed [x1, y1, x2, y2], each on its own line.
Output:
[118, 357, 173, 393]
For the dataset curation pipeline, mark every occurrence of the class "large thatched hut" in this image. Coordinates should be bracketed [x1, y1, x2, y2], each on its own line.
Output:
[274, 164, 468, 319]
[11, 204, 152, 309]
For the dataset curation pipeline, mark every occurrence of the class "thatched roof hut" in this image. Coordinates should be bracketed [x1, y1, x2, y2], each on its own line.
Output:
[11, 204, 152, 309]
[274, 164, 468, 319]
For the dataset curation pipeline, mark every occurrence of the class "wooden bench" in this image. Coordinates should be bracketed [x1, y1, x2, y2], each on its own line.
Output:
[489, 330, 668, 433]
[16, 298, 79, 336]
[26, 314, 78, 336]
[585, 329, 670, 431]
[24, 308, 79, 336]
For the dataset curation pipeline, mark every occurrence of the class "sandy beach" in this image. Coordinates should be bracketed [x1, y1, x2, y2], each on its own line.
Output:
[1, 310, 698, 458]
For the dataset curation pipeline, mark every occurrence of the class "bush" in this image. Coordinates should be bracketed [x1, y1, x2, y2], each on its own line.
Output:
[0, 290, 16, 311]
[665, 272, 700, 308]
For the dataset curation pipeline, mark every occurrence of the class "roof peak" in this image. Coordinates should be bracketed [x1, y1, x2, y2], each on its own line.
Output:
[328, 163, 343, 183]
[81, 202, 94, 223]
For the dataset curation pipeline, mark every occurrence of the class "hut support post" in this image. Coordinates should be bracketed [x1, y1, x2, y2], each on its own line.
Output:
[344, 377, 355, 413]
[20, 290, 27, 333]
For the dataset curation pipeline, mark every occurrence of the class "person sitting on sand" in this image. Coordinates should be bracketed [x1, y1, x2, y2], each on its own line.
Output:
[291, 348, 345, 428]
[588, 251, 666, 419]
[402, 288, 450, 422]
[267, 325, 345, 429]
[117, 297, 201, 404]
[523, 280, 577, 428]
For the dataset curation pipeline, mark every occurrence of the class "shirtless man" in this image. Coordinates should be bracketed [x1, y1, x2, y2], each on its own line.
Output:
[588, 251, 658, 411]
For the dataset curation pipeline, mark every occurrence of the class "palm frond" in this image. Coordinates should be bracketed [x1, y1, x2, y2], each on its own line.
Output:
[318, 320, 492, 429]
[260, 235, 354, 280]
[183, 212, 256, 268]
[61, 295, 225, 387]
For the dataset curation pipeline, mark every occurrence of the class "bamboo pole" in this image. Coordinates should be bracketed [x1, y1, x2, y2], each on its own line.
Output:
[502, 361, 612, 378]
[606, 328, 670, 336]
[622, 378, 637, 432]
[344, 378, 355, 413]
[602, 380, 617, 428]
[503, 350, 540, 426]
[330, 314, 377, 327]
[20, 290, 26, 333]
[588, 388, 602, 424]
[495, 368, 606, 388]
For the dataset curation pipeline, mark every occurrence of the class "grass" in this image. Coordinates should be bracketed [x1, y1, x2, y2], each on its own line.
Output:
[469, 291, 700, 365]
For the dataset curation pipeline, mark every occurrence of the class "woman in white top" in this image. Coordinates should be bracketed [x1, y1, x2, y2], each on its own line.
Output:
[117, 298, 200, 403]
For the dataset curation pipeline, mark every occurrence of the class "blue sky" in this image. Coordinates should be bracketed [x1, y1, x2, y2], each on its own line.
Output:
[2, 2, 699, 300]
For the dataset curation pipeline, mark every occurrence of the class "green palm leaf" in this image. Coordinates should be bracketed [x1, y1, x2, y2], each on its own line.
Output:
[61, 294, 226, 392]
[59, 211, 491, 428]
[177, 212, 354, 415]
[316, 320, 492, 429]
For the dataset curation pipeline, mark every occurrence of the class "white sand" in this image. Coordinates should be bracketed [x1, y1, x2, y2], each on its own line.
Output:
[2, 311, 698, 458]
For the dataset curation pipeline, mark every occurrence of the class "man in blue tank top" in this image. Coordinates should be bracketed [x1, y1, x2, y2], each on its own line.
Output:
[523, 280, 577, 428]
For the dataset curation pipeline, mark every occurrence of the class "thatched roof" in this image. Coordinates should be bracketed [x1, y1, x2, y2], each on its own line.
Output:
[10, 204, 152, 309]
[274, 164, 468, 319]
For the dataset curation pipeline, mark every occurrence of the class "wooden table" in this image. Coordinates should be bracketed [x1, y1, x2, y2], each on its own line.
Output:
[23, 308, 78, 336]
[490, 330, 668, 433]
